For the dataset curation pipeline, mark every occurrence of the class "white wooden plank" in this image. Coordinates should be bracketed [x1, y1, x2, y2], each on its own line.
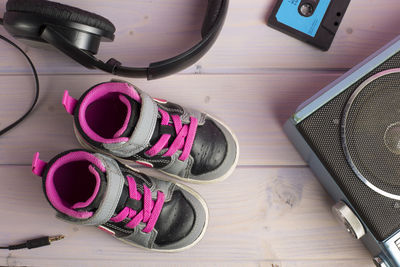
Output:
[0, 0, 399, 74]
[3, 259, 376, 267]
[0, 166, 370, 265]
[261, 260, 375, 267]
[0, 73, 342, 166]
[2, 259, 258, 267]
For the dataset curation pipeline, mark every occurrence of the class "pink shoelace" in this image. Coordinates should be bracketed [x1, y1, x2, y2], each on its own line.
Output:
[146, 108, 198, 161]
[110, 176, 165, 233]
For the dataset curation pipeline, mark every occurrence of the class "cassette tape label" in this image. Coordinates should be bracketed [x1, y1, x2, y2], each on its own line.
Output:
[276, 0, 331, 37]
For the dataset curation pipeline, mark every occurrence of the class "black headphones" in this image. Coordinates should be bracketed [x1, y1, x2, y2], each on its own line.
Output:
[1, 0, 228, 80]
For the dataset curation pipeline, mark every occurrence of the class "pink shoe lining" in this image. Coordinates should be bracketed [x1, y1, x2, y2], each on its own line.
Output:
[146, 108, 198, 161]
[110, 176, 164, 233]
[70, 165, 101, 209]
[45, 151, 105, 219]
[112, 95, 132, 139]
[78, 83, 141, 144]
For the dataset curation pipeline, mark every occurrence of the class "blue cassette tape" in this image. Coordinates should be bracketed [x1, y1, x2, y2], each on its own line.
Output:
[268, 0, 351, 51]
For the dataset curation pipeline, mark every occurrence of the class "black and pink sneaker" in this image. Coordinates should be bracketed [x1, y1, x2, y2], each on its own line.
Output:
[32, 150, 208, 252]
[62, 81, 239, 183]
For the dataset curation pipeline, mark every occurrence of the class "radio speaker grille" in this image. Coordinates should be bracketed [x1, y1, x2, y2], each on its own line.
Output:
[298, 52, 400, 241]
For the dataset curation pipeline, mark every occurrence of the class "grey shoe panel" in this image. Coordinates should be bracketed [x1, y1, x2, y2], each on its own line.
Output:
[161, 153, 194, 178]
[180, 106, 207, 125]
[57, 154, 125, 225]
[120, 223, 158, 249]
[149, 177, 176, 202]
[103, 91, 158, 157]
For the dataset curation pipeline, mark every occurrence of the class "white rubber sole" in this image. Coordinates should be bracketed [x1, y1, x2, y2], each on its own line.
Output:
[73, 113, 239, 184]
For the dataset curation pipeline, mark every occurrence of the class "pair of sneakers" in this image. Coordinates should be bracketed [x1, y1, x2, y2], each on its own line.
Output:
[32, 80, 239, 252]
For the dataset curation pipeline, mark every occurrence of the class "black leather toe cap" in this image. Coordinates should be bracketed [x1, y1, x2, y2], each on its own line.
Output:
[190, 119, 227, 175]
[154, 190, 195, 245]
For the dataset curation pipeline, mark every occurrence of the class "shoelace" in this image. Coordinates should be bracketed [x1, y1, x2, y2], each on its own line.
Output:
[146, 108, 198, 161]
[110, 176, 165, 233]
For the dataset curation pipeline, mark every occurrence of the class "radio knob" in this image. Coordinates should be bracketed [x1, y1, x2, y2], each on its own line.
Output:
[332, 201, 365, 239]
[373, 256, 389, 267]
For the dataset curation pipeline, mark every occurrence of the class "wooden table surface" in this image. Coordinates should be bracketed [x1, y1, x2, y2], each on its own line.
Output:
[1, 0, 399, 266]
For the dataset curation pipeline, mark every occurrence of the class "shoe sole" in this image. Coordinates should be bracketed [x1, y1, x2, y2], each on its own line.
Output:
[73, 114, 239, 184]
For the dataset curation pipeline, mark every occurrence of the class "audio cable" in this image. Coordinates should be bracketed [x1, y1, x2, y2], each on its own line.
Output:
[0, 30, 40, 137]
[0, 235, 65, 250]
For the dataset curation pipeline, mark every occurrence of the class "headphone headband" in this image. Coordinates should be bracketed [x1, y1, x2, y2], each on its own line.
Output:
[3, 0, 228, 80]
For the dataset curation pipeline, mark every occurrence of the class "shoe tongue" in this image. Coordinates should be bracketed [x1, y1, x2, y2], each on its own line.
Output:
[112, 94, 141, 139]
[71, 164, 107, 212]
[113, 186, 144, 214]
[149, 117, 178, 146]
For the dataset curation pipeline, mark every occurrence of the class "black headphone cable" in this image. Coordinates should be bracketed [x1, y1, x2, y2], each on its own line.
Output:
[0, 235, 64, 250]
[0, 30, 65, 249]
[0, 33, 40, 137]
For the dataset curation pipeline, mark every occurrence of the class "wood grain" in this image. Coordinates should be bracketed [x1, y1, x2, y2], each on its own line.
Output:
[0, 0, 400, 75]
[0, 166, 371, 266]
[0, 0, 390, 265]
[0, 73, 343, 166]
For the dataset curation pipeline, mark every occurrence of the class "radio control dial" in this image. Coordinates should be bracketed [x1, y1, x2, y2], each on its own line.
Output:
[373, 256, 388, 267]
[332, 201, 365, 239]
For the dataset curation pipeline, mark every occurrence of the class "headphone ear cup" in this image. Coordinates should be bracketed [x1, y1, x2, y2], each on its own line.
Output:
[6, 0, 116, 34]
[201, 0, 224, 38]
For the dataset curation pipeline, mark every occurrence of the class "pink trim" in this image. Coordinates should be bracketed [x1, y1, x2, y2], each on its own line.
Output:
[127, 176, 140, 200]
[159, 108, 170, 125]
[145, 134, 170, 157]
[111, 176, 165, 233]
[179, 117, 198, 161]
[136, 160, 154, 168]
[113, 95, 132, 138]
[45, 151, 105, 219]
[153, 98, 168, 104]
[164, 115, 185, 157]
[110, 207, 136, 223]
[62, 90, 78, 115]
[142, 186, 152, 222]
[32, 152, 47, 177]
[142, 191, 164, 233]
[145, 108, 171, 157]
[145, 108, 198, 161]
[78, 82, 141, 144]
[71, 165, 101, 209]
[163, 126, 187, 157]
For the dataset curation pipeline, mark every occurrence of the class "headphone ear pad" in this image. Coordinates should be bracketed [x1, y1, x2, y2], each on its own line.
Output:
[201, 0, 223, 38]
[6, 0, 116, 34]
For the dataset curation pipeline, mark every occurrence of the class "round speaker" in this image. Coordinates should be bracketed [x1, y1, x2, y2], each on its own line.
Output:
[342, 68, 400, 200]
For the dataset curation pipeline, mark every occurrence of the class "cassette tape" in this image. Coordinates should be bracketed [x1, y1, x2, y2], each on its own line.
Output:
[268, 0, 351, 51]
